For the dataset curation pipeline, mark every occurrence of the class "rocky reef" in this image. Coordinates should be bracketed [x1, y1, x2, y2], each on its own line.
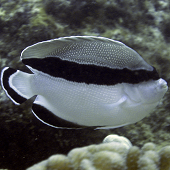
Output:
[0, 0, 170, 169]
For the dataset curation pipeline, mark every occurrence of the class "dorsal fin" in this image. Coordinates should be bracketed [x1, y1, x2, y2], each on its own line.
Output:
[21, 36, 153, 71]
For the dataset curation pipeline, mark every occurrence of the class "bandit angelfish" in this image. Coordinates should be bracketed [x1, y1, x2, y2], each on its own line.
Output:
[1, 36, 168, 129]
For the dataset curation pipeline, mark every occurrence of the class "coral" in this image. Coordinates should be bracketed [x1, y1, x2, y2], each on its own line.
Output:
[137, 151, 160, 170]
[159, 146, 170, 170]
[92, 151, 125, 170]
[126, 146, 141, 170]
[26, 134, 170, 170]
[103, 134, 132, 149]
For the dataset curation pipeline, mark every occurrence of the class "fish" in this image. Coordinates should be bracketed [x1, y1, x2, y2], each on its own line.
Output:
[1, 36, 168, 129]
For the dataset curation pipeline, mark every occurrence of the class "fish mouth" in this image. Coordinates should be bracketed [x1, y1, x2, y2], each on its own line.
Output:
[157, 78, 168, 91]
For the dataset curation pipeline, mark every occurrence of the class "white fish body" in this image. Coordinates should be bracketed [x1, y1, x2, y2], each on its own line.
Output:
[1, 36, 168, 129]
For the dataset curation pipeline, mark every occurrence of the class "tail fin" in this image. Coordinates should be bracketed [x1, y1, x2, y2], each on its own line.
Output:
[1, 67, 35, 105]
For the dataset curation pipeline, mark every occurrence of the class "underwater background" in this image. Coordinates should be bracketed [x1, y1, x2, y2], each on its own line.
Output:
[0, 0, 170, 169]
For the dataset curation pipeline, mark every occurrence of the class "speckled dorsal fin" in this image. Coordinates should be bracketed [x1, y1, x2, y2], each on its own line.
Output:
[21, 36, 124, 60]
[21, 36, 153, 71]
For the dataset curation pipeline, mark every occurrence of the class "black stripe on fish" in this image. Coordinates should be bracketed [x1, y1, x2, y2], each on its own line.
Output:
[23, 57, 160, 85]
